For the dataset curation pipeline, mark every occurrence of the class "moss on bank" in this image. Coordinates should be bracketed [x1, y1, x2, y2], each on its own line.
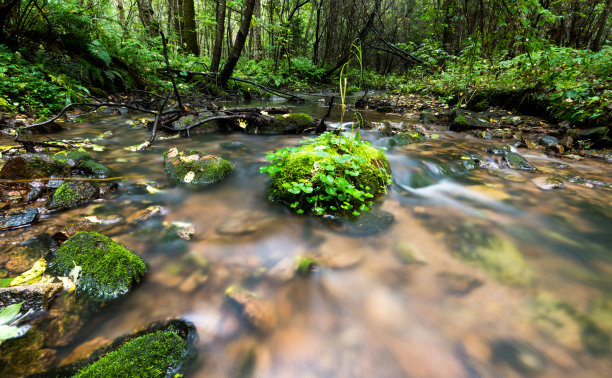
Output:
[74, 330, 188, 377]
[48, 232, 146, 300]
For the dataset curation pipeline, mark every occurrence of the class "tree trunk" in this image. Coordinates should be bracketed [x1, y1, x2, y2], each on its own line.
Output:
[136, 0, 159, 38]
[592, 0, 612, 51]
[253, 0, 262, 59]
[183, 0, 199, 55]
[219, 0, 257, 87]
[211, 0, 226, 72]
[117, 0, 126, 26]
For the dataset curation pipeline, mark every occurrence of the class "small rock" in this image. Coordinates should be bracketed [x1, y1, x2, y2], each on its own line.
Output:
[539, 135, 558, 147]
[0, 208, 38, 230]
[179, 271, 208, 293]
[559, 136, 573, 150]
[216, 211, 273, 236]
[126, 205, 166, 224]
[48, 181, 99, 211]
[533, 176, 564, 190]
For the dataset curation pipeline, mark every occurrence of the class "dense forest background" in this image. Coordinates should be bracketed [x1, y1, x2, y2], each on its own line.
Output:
[0, 0, 610, 126]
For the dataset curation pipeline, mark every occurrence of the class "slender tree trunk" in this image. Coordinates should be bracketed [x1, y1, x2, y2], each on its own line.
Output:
[253, 0, 262, 59]
[211, 0, 226, 72]
[219, 0, 257, 87]
[117, 0, 126, 26]
[592, 0, 612, 51]
[183, 0, 199, 55]
[136, 0, 159, 38]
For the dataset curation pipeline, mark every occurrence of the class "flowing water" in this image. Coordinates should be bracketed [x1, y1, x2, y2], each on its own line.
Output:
[2, 98, 612, 377]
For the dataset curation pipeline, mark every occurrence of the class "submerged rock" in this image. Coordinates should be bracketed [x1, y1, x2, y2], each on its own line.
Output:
[436, 272, 482, 296]
[533, 176, 564, 190]
[394, 241, 427, 265]
[163, 148, 233, 185]
[446, 227, 534, 286]
[225, 286, 278, 333]
[47, 232, 146, 301]
[389, 131, 426, 147]
[317, 209, 395, 237]
[0, 207, 38, 230]
[491, 339, 547, 376]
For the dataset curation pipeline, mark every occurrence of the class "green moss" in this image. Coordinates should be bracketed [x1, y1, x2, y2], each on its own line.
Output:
[74, 330, 188, 378]
[454, 115, 469, 126]
[263, 132, 391, 216]
[163, 149, 233, 185]
[52, 182, 77, 207]
[296, 256, 318, 276]
[48, 232, 146, 300]
[26, 156, 69, 176]
[53, 150, 94, 164]
[79, 160, 111, 177]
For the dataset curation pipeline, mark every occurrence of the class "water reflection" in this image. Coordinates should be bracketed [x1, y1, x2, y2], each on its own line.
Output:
[1, 104, 611, 377]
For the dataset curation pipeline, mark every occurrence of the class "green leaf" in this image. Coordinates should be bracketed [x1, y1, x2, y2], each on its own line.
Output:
[0, 325, 21, 341]
[0, 302, 23, 326]
[0, 278, 13, 288]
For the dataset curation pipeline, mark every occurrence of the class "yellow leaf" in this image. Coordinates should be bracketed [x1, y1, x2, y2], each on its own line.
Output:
[9, 259, 47, 286]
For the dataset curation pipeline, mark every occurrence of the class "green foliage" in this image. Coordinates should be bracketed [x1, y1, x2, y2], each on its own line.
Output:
[0, 302, 29, 345]
[48, 232, 147, 301]
[74, 330, 188, 378]
[260, 131, 392, 216]
[401, 44, 612, 126]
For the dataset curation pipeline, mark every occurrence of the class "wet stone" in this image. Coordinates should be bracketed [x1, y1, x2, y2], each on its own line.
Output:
[539, 135, 558, 147]
[216, 211, 273, 236]
[0, 283, 63, 316]
[533, 176, 564, 190]
[220, 141, 249, 151]
[0, 207, 38, 230]
[126, 205, 166, 225]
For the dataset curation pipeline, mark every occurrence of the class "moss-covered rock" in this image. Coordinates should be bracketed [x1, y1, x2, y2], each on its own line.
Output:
[449, 110, 491, 131]
[53, 150, 94, 165]
[485, 145, 536, 171]
[78, 161, 111, 178]
[48, 181, 99, 210]
[262, 132, 391, 216]
[163, 148, 233, 185]
[47, 232, 146, 301]
[74, 330, 188, 377]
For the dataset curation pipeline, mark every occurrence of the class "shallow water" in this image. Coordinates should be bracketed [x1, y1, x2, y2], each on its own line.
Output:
[2, 99, 612, 377]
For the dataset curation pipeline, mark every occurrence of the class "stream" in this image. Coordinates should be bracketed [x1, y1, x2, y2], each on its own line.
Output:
[2, 96, 612, 377]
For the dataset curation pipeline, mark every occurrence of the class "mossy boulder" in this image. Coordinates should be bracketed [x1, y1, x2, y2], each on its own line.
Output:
[163, 148, 233, 185]
[74, 330, 188, 377]
[0, 155, 70, 180]
[48, 181, 99, 210]
[47, 232, 146, 301]
[262, 132, 391, 216]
